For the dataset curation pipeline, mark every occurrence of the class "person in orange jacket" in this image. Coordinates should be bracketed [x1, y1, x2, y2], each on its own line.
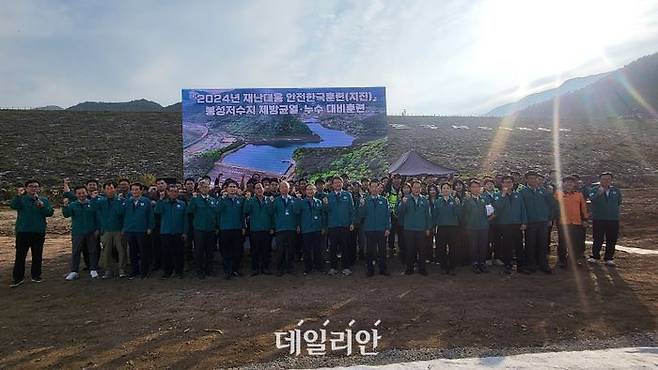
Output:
[554, 176, 589, 267]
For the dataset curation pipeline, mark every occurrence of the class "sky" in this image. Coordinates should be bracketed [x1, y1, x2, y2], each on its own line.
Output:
[1, 0, 657, 115]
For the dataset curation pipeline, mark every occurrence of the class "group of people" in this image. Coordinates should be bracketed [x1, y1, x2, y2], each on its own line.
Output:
[8, 169, 622, 288]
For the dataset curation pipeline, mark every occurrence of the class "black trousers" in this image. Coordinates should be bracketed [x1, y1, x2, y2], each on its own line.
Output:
[365, 231, 387, 273]
[487, 224, 503, 261]
[467, 228, 489, 266]
[13, 232, 45, 283]
[591, 220, 619, 261]
[557, 224, 585, 263]
[328, 227, 353, 270]
[302, 232, 324, 272]
[525, 222, 550, 271]
[193, 230, 216, 275]
[220, 229, 243, 275]
[126, 232, 149, 277]
[81, 235, 101, 269]
[436, 225, 458, 271]
[499, 224, 523, 268]
[161, 234, 184, 275]
[250, 230, 272, 272]
[274, 230, 296, 273]
[404, 230, 427, 272]
[388, 215, 399, 254]
[151, 224, 162, 270]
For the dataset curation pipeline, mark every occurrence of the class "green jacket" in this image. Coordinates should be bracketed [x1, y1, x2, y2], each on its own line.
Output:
[91, 196, 124, 232]
[433, 196, 460, 226]
[589, 186, 622, 220]
[243, 196, 273, 232]
[493, 191, 528, 225]
[217, 196, 246, 230]
[314, 191, 327, 202]
[62, 200, 99, 235]
[358, 195, 391, 232]
[119, 196, 155, 233]
[10, 195, 54, 233]
[293, 197, 325, 233]
[461, 195, 489, 230]
[186, 195, 219, 232]
[397, 194, 431, 231]
[154, 199, 188, 235]
[271, 195, 298, 232]
[519, 186, 556, 223]
[326, 190, 355, 228]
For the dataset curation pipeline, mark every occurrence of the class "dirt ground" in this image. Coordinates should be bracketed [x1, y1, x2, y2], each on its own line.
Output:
[0, 189, 656, 369]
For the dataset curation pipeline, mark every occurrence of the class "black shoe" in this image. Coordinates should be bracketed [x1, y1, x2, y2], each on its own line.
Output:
[419, 269, 428, 276]
[224, 272, 232, 280]
[140, 274, 149, 279]
[479, 265, 490, 274]
[176, 274, 184, 279]
[442, 269, 449, 275]
[404, 269, 414, 275]
[287, 269, 296, 276]
[449, 269, 456, 276]
[197, 272, 206, 280]
[10, 279, 24, 288]
[127, 274, 137, 280]
[472, 265, 481, 274]
[261, 269, 273, 275]
[275, 270, 284, 277]
[380, 270, 390, 276]
[541, 268, 553, 274]
[504, 267, 512, 274]
[366, 270, 374, 277]
[161, 274, 171, 279]
[232, 271, 242, 277]
[251, 271, 260, 277]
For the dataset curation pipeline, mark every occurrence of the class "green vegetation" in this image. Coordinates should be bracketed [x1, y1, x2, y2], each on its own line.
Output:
[294, 138, 389, 183]
[218, 114, 315, 141]
[197, 142, 243, 161]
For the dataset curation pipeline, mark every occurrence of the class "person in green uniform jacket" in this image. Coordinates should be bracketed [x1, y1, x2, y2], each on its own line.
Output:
[433, 182, 461, 275]
[63, 178, 101, 271]
[357, 178, 391, 276]
[461, 180, 492, 274]
[243, 182, 274, 276]
[588, 172, 622, 266]
[324, 176, 356, 276]
[519, 171, 555, 274]
[397, 180, 431, 275]
[186, 179, 218, 279]
[10, 179, 54, 287]
[154, 183, 188, 279]
[217, 180, 246, 280]
[293, 184, 326, 274]
[483, 178, 503, 267]
[119, 183, 155, 279]
[91, 182, 126, 279]
[270, 181, 298, 276]
[62, 186, 101, 280]
[493, 176, 528, 274]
